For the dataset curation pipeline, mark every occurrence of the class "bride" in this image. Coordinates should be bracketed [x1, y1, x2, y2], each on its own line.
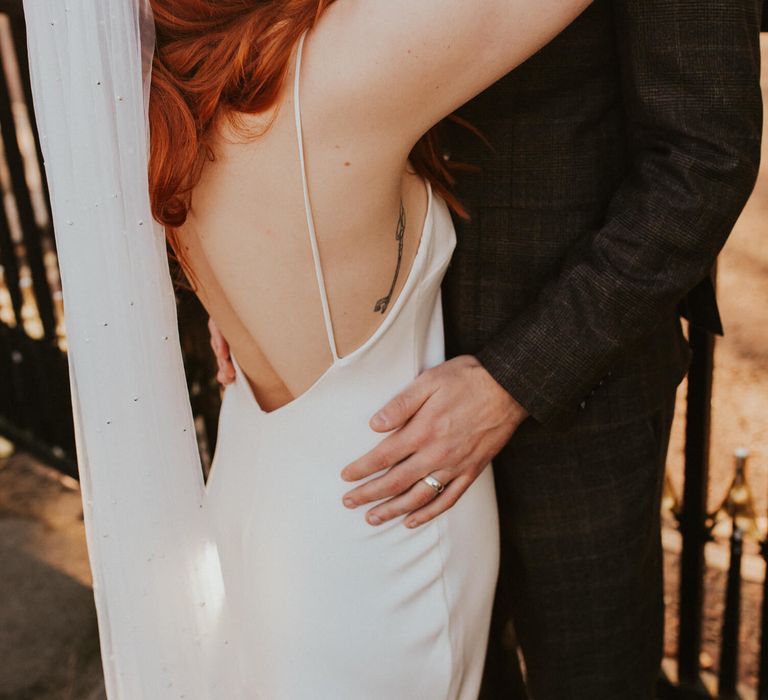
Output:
[25, 0, 590, 697]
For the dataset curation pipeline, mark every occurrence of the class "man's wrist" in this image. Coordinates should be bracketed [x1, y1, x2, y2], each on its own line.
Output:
[470, 354, 531, 429]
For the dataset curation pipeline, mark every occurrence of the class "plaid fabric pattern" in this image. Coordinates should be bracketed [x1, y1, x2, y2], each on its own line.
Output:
[440, 2, 763, 697]
[479, 389, 678, 699]
[442, 0, 763, 433]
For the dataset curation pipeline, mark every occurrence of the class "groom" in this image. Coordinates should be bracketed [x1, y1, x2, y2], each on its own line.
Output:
[210, 2, 763, 697]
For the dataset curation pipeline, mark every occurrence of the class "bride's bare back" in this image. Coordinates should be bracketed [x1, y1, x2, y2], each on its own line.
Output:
[177, 0, 592, 412]
[180, 57, 430, 411]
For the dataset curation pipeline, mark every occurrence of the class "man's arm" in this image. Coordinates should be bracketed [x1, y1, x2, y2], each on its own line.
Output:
[218, 3, 763, 528]
[337, 1, 762, 528]
[475, 0, 763, 429]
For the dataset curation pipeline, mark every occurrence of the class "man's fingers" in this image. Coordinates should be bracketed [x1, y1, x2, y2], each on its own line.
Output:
[207, 317, 220, 347]
[208, 317, 231, 359]
[363, 468, 454, 525]
[208, 316, 235, 385]
[342, 450, 441, 506]
[214, 351, 235, 385]
[369, 373, 434, 432]
[217, 366, 235, 385]
[403, 475, 471, 528]
[341, 425, 422, 482]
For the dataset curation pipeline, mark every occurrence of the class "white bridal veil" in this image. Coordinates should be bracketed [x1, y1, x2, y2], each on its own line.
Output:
[23, 2, 242, 697]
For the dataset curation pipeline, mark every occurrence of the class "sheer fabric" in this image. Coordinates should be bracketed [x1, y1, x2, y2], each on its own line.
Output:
[22, 2, 242, 697]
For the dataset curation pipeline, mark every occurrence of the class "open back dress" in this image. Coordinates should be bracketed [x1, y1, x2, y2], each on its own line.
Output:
[204, 31, 501, 699]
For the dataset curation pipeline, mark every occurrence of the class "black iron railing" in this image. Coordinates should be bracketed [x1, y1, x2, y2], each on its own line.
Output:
[0, 4, 74, 475]
[0, 1, 221, 478]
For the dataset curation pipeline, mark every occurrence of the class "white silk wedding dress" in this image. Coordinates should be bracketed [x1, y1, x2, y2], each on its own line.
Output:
[204, 30, 500, 698]
[23, 3, 500, 698]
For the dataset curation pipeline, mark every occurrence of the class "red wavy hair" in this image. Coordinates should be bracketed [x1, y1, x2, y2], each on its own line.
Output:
[147, 0, 468, 291]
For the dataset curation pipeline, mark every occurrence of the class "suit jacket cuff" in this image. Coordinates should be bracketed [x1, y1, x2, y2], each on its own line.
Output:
[474, 344, 578, 429]
[473, 308, 618, 431]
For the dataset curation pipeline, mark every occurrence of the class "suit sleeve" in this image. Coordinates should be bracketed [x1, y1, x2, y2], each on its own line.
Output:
[474, 0, 763, 430]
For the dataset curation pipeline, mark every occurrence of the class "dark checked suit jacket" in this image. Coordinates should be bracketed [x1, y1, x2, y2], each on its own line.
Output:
[442, 0, 763, 434]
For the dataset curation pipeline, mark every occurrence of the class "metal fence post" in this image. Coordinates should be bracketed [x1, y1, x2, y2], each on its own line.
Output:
[676, 323, 715, 696]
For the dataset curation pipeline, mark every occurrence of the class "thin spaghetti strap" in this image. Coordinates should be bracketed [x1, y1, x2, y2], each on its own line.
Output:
[293, 30, 339, 361]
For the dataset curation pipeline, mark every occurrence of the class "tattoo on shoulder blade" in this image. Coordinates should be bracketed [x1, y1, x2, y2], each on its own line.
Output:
[373, 200, 406, 314]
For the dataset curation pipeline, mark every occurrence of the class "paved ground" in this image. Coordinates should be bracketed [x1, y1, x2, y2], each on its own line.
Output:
[0, 446, 105, 700]
[1, 445, 765, 700]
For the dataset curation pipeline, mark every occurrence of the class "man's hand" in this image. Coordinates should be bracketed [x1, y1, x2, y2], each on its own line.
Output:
[340, 355, 529, 528]
[208, 317, 236, 385]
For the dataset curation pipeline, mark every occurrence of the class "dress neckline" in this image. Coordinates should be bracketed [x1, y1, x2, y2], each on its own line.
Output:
[230, 178, 435, 420]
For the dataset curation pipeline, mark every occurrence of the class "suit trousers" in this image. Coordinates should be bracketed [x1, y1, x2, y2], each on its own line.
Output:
[479, 387, 678, 700]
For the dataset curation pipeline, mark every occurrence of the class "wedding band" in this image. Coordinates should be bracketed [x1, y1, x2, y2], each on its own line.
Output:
[422, 474, 445, 494]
